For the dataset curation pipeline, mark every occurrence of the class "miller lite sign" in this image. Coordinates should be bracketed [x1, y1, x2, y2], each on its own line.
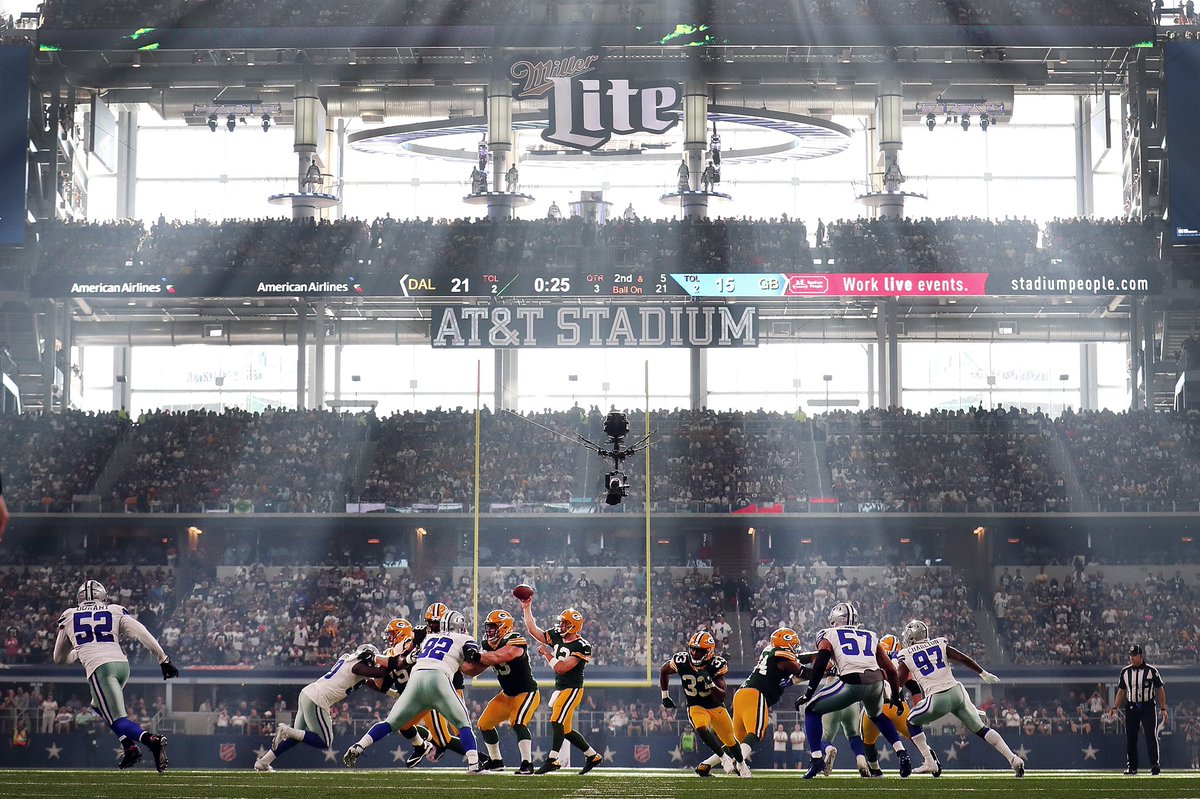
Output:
[511, 52, 681, 151]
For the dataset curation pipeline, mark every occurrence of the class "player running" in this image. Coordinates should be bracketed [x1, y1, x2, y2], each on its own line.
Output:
[464, 609, 541, 774]
[732, 627, 806, 773]
[255, 642, 396, 771]
[660, 631, 749, 778]
[343, 608, 490, 772]
[861, 633, 940, 777]
[53, 579, 178, 772]
[518, 595, 603, 775]
[896, 619, 1024, 777]
[797, 602, 911, 779]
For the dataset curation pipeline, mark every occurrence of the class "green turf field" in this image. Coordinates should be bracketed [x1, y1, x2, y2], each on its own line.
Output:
[3, 769, 1198, 799]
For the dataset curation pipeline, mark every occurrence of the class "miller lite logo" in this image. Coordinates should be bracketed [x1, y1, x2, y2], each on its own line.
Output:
[634, 744, 652, 763]
[511, 53, 681, 151]
[219, 743, 237, 762]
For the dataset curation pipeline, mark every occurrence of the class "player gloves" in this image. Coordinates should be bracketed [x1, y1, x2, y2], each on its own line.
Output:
[160, 659, 179, 680]
[463, 643, 482, 663]
[980, 670, 1001, 684]
[661, 691, 676, 709]
[795, 687, 815, 711]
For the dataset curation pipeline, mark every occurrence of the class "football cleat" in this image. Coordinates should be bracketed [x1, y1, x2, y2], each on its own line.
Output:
[736, 760, 752, 779]
[868, 765, 884, 777]
[823, 745, 838, 776]
[694, 763, 713, 778]
[1012, 757, 1025, 778]
[579, 753, 603, 774]
[145, 734, 168, 773]
[557, 609, 585, 637]
[484, 757, 505, 772]
[1152, 766, 1161, 776]
[898, 751, 912, 778]
[1123, 769, 1138, 776]
[429, 743, 448, 762]
[857, 758, 872, 778]
[828, 602, 859, 627]
[515, 760, 535, 775]
[802, 758, 824, 779]
[404, 743, 428, 769]
[272, 724, 292, 752]
[253, 761, 274, 772]
[117, 742, 142, 769]
[913, 751, 942, 777]
[721, 754, 735, 773]
[466, 759, 485, 774]
[343, 743, 365, 767]
[769, 627, 801, 652]
[534, 757, 561, 774]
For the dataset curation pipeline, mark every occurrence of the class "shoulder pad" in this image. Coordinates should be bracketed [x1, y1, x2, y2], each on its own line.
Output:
[775, 649, 798, 661]
[109, 604, 130, 616]
[503, 633, 529, 647]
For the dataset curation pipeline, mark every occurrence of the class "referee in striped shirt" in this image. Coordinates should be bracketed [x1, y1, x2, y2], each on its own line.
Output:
[1109, 644, 1167, 775]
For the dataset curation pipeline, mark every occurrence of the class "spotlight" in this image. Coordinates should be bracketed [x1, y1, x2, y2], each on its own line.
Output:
[207, 112, 218, 132]
[944, 113, 952, 125]
[226, 114, 237, 132]
[980, 112, 990, 132]
[926, 112, 936, 131]
[261, 113, 271, 132]
[961, 113, 970, 131]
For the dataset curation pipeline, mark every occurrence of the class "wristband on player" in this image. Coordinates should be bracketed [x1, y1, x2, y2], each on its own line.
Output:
[661, 690, 670, 700]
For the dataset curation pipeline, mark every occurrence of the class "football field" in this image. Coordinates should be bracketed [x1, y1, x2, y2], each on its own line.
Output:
[3, 768, 1198, 799]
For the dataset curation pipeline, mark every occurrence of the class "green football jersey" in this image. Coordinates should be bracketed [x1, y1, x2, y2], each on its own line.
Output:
[545, 629, 592, 689]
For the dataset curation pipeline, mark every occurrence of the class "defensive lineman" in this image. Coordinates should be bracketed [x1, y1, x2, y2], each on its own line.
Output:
[797, 602, 911, 779]
[895, 619, 1024, 777]
[343, 609, 490, 772]
[53, 579, 178, 772]
[255, 643, 395, 771]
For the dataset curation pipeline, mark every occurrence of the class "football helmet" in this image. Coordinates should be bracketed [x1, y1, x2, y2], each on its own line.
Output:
[425, 602, 449, 632]
[77, 580, 107, 604]
[484, 610, 515, 644]
[353, 643, 380, 663]
[769, 627, 801, 652]
[687, 631, 717, 665]
[441, 610, 468, 634]
[828, 602, 859, 628]
[557, 608, 584, 637]
[384, 618, 414, 648]
[902, 619, 930, 647]
[880, 634, 901, 657]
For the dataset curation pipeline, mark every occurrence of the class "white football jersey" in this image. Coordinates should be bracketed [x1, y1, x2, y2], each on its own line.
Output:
[898, 636, 958, 694]
[815, 625, 881, 676]
[411, 631, 477, 679]
[301, 653, 370, 708]
[55, 602, 168, 678]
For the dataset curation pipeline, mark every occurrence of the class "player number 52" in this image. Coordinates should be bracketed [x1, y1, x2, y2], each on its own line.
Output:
[73, 610, 115, 646]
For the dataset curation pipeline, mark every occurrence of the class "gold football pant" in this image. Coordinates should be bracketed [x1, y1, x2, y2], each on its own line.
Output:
[548, 688, 585, 734]
[479, 690, 540, 731]
[732, 687, 770, 742]
[862, 700, 912, 746]
[688, 705, 737, 747]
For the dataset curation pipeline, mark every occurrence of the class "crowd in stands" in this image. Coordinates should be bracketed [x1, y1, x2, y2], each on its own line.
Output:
[15, 216, 1171, 283]
[37, 0, 1151, 28]
[823, 406, 1071, 512]
[0, 411, 128, 511]
[1057, 409, 1200, 509]
[993, 565, 1200, 665]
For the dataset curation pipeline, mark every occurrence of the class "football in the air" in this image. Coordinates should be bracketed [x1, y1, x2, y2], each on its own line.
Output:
[512, 584, 535, 601]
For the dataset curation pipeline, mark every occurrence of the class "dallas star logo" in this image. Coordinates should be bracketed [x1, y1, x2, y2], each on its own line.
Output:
[323, 748, 338, 762]
[393, 744, 410, 762]
[532, 745, 546, 762]
[942, 746, 957, 762]
[603, 746, 616, 762]
[1014, 744, 1031, 762]
[253, 745, 270, 760]
[45, 742, 62, 760]
[877, 748, 893, 763]
[670, 745, 683, 763]
[1082, 744, 1099, 761]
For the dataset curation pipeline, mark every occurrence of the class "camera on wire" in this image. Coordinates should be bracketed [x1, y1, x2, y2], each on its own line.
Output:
[603, 411, 630, 441]
[604, 470, 629, 505]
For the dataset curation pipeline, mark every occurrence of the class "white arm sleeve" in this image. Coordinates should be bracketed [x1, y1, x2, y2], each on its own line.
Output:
[118, 610, 169, 664]
[53, 628, 77, 665]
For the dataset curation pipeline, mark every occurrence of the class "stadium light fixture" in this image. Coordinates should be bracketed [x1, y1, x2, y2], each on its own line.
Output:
[261, 113, 271, 132]
[926, 112, 936, 131]
[207, 112, 218, 132]
[961, 114, 971, 131]
[226, 114, 237, 132]
[980, 112, 991, 132]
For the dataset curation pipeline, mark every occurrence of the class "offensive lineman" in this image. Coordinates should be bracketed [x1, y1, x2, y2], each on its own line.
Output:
[797, 602, 911, 779]
[732, 627, 806, 770]
[660, 631, 749, 778]
[254, 643, 395, 771]
[344, 609, 491, 771]
[54, 579, 177, 772]
[519, 595, 604, 775]
[896, 619, 1024, 777]
[466, 609, 541, 774]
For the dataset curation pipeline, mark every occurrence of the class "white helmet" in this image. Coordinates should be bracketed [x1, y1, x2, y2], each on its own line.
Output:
[828, 601, 859, 628]
[352, 643, 380, 663]
[77, 580, 108, 604]
[902, 619, 930, 647]
[441, 610, 468, 634]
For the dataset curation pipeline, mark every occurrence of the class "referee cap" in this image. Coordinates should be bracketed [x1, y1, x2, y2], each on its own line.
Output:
[1128, 644, 1144, 656]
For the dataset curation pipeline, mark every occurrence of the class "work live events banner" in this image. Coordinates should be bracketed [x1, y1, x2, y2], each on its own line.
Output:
[671, 272, 1159, 298]
[0, 46, 29, 247]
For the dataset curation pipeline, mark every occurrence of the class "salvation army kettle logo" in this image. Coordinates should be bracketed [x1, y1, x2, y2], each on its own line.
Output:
[511, 52, 682, 151]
